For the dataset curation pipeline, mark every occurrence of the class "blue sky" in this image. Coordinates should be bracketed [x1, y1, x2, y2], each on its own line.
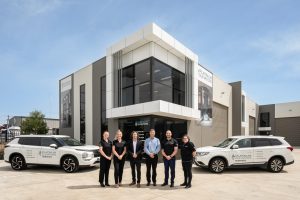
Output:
[1, 0, 300, 124]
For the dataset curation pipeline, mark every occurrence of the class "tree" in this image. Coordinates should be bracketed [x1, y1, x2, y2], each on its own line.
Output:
[21, 111, 48, 134]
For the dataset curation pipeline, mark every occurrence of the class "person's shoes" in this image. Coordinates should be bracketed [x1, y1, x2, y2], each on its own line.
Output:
[137, 183, 141, 188]
[100, 183, 105, 187]
[153, 182, 157, 186]
[129, 182, 136, 186]
[185, 184, 191, 189]
[161, 182, 168, 186]
[180, 183, 187, 186]
[105, 183, 110, 187]
[114, 184, 119, 188]
[170, 183, 174, 188]
[119, 183, 122, 187]
[146, 182, 150, 186]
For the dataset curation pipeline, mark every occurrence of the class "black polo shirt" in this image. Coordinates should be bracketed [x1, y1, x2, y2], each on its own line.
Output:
[113, 140, 126, 155]
[181, 141, 196, 161]
[162, 138, 178, 157]
[99, 140, 112, 157]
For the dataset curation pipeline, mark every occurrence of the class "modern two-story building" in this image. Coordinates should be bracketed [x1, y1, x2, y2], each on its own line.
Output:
[60, 23, 300, 147]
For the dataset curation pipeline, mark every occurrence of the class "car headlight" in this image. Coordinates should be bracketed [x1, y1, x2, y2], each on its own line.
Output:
[82, 152, 94, 160]
[197, 152, 209, 156]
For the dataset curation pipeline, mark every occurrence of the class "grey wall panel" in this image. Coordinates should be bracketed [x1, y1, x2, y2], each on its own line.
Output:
[249, 116, 255, 135]
[275, 117, 300, 146]
[229, 81, 241, 136]
[92, 57, 106, 145]
[188, 102, 228, 147]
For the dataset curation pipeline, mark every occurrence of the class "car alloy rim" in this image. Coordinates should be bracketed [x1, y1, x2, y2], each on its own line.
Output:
[11, 156, 23, 169]
[270, 159, 283, 172]
[63, 158, 76, 172]
[211, 159, 225, 172]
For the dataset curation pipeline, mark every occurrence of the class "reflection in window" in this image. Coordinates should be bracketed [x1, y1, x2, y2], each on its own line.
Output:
[80, 84, 85, 144]
[120, 57, 185, 106]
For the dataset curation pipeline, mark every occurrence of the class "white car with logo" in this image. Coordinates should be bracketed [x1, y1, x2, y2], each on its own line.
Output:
[4, 135, 100, 173]
[194, 136, 294, 173]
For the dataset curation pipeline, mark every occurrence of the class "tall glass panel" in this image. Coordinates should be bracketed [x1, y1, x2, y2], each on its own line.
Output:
[80, 84, 85, 144]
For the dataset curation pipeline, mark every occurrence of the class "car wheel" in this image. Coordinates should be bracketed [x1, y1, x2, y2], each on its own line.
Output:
[209, 158, 226, 173]
[268, 157, 284, 173]
[62, 156, 78, 173]
[11, 154, 26, 170]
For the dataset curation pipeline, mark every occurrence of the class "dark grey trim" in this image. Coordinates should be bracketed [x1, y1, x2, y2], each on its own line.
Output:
[229, 81, 242, 136]
[113, 51, 122, 107]
[185, 57, 193, 108]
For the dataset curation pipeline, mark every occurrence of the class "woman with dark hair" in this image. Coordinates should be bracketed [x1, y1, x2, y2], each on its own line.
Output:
[112, 130, 127, 188]
[99, 131, 112, 187]
[127, 131, 143, 188]
[180, 134, 196, 188]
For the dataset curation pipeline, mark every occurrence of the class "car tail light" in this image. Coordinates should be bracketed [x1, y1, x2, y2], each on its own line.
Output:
[287, 146, 294, 151]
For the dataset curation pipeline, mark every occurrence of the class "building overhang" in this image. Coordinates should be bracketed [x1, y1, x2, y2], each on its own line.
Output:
[106, 23, 198, 62]
[106, 100, 200, 120]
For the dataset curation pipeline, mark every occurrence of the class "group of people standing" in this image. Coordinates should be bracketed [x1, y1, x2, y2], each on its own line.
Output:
[98, 129, 196, 189]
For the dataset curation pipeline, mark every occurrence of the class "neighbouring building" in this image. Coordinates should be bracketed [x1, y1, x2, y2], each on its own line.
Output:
[59, 23, 299, 147]
[9, 116, 59, 135]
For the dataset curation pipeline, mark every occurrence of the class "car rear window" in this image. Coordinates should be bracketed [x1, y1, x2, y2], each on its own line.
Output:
[251, 138, 271, 147]
[18, 137, 41, 146]
[269, 139, 282, 146]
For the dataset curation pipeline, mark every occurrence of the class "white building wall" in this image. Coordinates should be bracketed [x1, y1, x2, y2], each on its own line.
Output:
[73, 65, 93, 145]
[275, 101, 300, 118]
[212, 75, 233, 136]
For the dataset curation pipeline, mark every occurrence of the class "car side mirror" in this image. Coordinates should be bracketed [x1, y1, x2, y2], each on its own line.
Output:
[232, 144, 239, 149]
[49, 144, 58, 149]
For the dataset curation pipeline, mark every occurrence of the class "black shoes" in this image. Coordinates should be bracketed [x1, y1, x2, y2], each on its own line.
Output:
[147, 182, 150, 186]
[180, 183, 187, 186]
[100, 183, 105, 187]
[161, 182, 168, 186]
[153, 182, 157, 186]
[170, 183, 174, 188]
[137, 183, 141, 188]
[185, 184, 191, 189]
[129, 182, 136, 186]
[105, 183, 110, 187]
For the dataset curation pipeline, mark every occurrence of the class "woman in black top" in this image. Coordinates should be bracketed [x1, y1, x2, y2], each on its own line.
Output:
[112, 130, 127, 188]
[180, 134, 196, 188]
[99, 131, 113, 187]
[127, 131, 143, 188]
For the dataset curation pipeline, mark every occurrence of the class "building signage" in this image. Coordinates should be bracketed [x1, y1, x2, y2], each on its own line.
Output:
[60, 76, 72, 128]
[198, 65, 213, 126]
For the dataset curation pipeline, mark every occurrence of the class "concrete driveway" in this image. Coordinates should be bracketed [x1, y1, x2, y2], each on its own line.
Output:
[0, 149, 299, 200]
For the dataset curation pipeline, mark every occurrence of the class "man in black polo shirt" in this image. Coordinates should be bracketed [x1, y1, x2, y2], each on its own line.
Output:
[161, 130, 178, 187]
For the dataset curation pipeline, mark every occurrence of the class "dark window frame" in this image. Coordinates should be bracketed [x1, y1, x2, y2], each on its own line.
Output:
[120, 57, 185, 106]
[80, 84, 86, 144]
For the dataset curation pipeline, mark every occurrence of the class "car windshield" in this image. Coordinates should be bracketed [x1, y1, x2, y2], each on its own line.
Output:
[57, 137, 83, 146]
[214, 138, 238, 148]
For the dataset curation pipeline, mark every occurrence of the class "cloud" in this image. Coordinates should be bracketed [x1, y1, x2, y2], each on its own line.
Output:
[10, 0, 62, 16]
[249, 28, 300, 78]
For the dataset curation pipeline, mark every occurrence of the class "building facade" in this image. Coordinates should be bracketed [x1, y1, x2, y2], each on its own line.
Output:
[59, 23, 265, 147]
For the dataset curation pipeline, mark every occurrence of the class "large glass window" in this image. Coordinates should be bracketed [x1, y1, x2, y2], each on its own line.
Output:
[260, 112, 270, 127]
[101, 76, 107, 134]
[120, 57, 185, 107]
[80, 84, 85, 144]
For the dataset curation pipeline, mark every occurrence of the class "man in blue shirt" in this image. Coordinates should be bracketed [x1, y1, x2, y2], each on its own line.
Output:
[144, 129, 161, 186]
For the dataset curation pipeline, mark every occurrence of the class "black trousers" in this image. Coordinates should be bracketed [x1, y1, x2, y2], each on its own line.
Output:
[182, 161, 193, 185]
[113, 158, 125, 184]
[146, 155, 158, 183]
[99, 157, 111, 185]
[130, 159, 141, 183]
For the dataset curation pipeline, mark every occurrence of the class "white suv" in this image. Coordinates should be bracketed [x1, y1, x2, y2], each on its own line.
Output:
[194, 136, 294, 173]
[4, 135, 100, 173]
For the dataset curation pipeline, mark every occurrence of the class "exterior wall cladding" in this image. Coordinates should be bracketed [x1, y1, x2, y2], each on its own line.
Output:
[59, 23, 299, 147]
